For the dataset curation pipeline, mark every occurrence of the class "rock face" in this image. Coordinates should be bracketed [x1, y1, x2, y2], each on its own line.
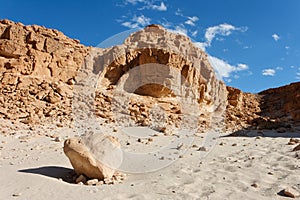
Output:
[226, 86, 261, 131]
[259, 82, 300, 122]
[226, 82, 300, 132]
[74, 24, 227, 133]
[0, 19, 89, 125]
[0, 19, 299, 133]
[63, 134, 122, 180]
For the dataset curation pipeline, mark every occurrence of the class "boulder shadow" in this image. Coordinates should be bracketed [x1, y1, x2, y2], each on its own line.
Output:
[277, 189, 289, 198]
[222, 129, 300, 138]
[18, 166, 74, 183]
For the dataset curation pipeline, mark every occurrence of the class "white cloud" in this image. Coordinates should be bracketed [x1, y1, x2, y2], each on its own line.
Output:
[150, 2, 167, 11]
[133, 15, 151, 26]
[125, 0, 167, 11]
[262, 69, 276, 76]
[198, 23, 247, 49]
[175, 8, 183, 17]
[121, 21, 139, 29]
[233, 74, 239, 79]
[184, 16, 199, 26]
[272, 33, 280, 41]
[276, 66, 283, 70]
[208, 56, 249, 79]
[121, 15, 151, 28]
[236, 63, 248, 71]
[167, 25, 188, 36]
[296, 72, 300, 80]
[194, 42, 207, 51]
[191, 30, 198, 37]
[124, 0, 146, 5]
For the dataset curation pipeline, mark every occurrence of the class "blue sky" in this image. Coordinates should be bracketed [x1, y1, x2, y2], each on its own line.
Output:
[1, 0, 300, 92]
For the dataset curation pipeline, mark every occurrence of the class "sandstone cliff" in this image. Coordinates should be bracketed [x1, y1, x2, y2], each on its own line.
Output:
[226, 82, 300, 132]
[0, 19, 89, 125]
[0, 19, 299, 133]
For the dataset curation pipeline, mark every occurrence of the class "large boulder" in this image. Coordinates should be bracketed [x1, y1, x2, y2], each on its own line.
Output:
[63, 133, 122, 180]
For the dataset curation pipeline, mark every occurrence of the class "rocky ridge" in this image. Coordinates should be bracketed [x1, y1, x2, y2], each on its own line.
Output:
[0, 19, 89, 126]
[0, 19, 299, 133]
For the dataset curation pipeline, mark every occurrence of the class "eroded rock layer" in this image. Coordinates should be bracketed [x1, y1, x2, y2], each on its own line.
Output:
[0, 19, 299, 133]
[74, 25, 227, 132]
[0, 19, 89, 125]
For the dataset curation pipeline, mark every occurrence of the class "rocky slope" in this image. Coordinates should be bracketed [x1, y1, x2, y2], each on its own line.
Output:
[0, 19, 89, 126]
[0, 19, 299, 133]
[226, 82, 300, 132]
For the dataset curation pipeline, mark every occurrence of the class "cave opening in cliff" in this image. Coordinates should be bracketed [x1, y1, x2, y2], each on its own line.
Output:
[103, 48, 187, 98]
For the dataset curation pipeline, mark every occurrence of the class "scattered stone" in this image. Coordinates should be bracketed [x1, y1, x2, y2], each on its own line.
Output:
[251, 183, 259, 188]
[197, 146, 207, 151]
[232, 143, 237, 147]
[96, 181, 104, 185]
[293, 144, 300, 152]
[54, 136, 62, 142]
[86, 179, 99, 186]
[267, 171, 274, 175]
[219, 142, 224, 146]
[137, 138, 142, 143]
[75, 174, 87, 184]
[176, 143, 183, 150]
[12, 193, 21, 197]
[288, 138, 300, 145]
[283, 187, 300, 198]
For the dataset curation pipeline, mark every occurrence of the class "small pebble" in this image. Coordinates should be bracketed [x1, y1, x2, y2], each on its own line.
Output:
[12, 193, 21, 197]
[96, 181, 104, 185]
[197, 146, 207, 151]
[293, 144, 300, 152]
[283, 187, 300, 198]
[76, 174, 87, 184]
[251, 183, 259, 188]
[232, 143, 237, 146]
[54, 137, 62, 142]
[86, 179, 98, 185]
[159, 156, 165, 160]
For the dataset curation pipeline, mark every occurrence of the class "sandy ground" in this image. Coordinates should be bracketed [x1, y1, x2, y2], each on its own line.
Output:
[0, 119, 300, 200]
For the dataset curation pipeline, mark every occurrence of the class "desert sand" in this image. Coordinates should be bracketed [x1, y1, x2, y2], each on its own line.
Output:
[0, 118, 299, 200]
